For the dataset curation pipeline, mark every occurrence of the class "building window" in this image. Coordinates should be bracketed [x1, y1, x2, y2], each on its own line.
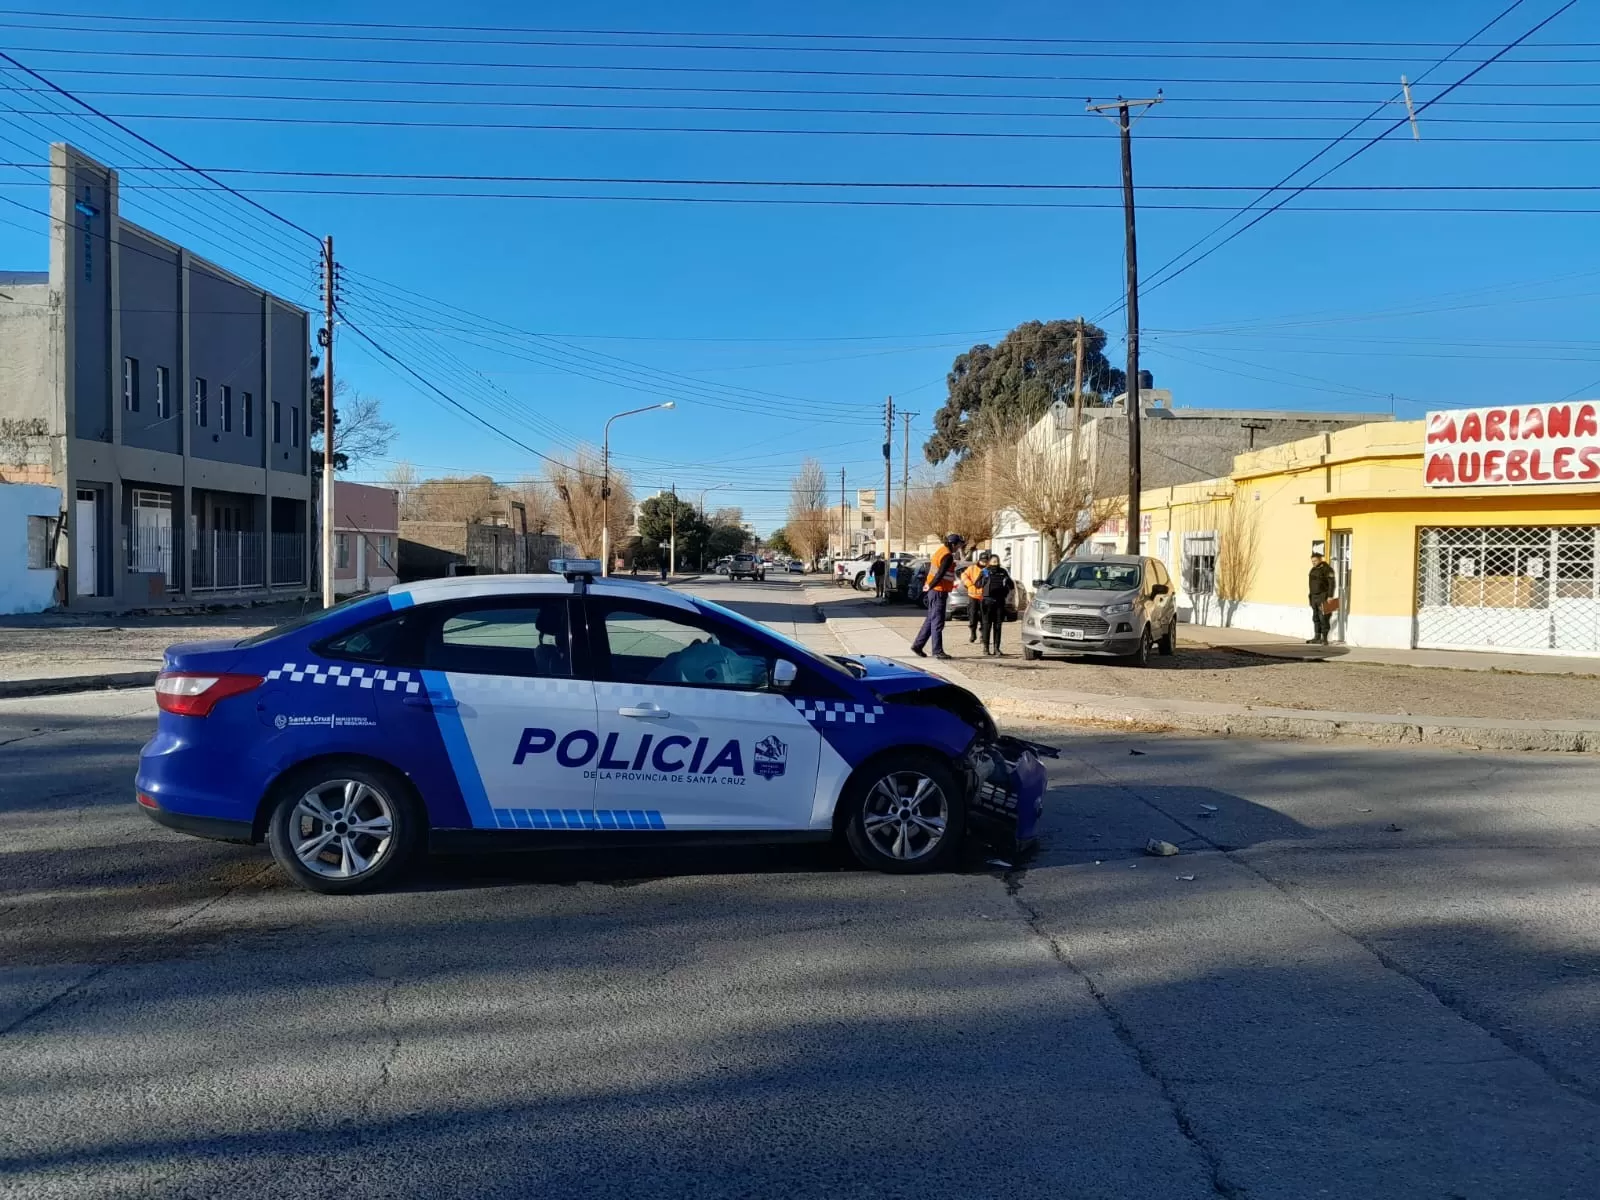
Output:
[154, 366, 171, 419]
[271, 399, 281, 442]
[1182, 533, 1217, 596]
[220, 385, 232, 433]
[27, 515, 56, 569]
[335, 533, 350, 569]
[193, 378, 208, 427]
[291, 405, 301, 447]
[377, 535, 393, 566]
[242, 391, 253, 437]
[122, 357, 139, 412]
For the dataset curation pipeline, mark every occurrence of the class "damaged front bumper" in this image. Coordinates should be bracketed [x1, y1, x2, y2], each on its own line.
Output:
[964, 735, 1056, 859]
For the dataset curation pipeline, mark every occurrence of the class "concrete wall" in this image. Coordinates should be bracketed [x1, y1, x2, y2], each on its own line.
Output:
[0, 284, 59, 484]
[189, 266, 265, 467]
[116, 230, 181, 457]
[0, 482, 60, 613]
[270, 305, 307, 475]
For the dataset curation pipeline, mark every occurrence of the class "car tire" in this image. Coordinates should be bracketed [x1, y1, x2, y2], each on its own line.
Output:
[1022, 646, 1041, 661]
[265, 761, 421, 895]
[842, 752, 965, 874]
[1157, 620, 1176, 656]
[1125, 627, 1153, 667]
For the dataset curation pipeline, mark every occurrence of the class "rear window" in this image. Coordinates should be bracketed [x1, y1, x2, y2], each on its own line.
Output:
[236, 594, 382, 647]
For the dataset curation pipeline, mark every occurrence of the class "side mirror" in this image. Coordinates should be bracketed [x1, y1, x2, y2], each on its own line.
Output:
[771, 659, 798, 690]
[1032, 579, 1046, 589]
[1150, 583, 1169, 596]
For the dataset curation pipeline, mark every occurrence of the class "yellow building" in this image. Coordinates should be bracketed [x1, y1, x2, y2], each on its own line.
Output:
[1139, 417, 1600, 656]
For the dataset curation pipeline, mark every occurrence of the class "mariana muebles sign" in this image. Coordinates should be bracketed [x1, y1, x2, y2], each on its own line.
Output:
[1423, 403, 1600, 487]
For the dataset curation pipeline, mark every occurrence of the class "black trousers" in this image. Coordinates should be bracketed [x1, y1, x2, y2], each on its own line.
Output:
[980, 600, 1006, 651]
[1310, 602, 1332, 641]
[967, 599, 983, 640]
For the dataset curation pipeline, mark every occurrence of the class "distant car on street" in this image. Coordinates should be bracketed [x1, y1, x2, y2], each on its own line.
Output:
[135, 561, 1052, 893]
[785, 560, 806, 574]
[728, 553, 766, 581]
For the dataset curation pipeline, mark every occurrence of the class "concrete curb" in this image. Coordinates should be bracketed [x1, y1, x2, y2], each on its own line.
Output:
[0, 670, 158, 700]
[815, 606, 1600, 754]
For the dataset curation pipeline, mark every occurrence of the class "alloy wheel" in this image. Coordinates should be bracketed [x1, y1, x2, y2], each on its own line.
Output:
[861, 770, 949, 861]
[290, 778, 394, 879]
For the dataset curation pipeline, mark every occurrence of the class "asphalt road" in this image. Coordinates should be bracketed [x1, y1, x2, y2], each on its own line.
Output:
[2, 576, 1598, 1198]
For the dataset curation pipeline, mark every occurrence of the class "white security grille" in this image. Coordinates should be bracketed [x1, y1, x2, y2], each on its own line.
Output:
[1416, 525, 1600, 654]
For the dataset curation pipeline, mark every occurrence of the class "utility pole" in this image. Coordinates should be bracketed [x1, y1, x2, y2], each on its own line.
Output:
[1088, 94, 1161, 556]
[900, 411, 916, 555]
[883, 395, 894, 560]
[319, 234, 336, 609]
[669, 482, 677, 576]
[839, 467, 847, 559]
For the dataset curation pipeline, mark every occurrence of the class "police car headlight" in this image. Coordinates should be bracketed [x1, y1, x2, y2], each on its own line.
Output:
[1101, 601, 1133, 615]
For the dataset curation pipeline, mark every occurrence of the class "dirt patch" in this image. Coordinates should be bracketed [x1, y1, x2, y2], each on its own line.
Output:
[863, 606, 1600, 723]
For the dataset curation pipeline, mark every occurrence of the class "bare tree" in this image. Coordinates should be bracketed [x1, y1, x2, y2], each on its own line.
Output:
[546, 447, 630, 557]
[786, 458, 831, 564]
[904, 457, 996, 550]
[410, 474, 503, 524]
[990, 422, 1122, 565]
[1213, 488, 1261, 626]
[508, 477, 557, 535]
[313, 390, 394, 472]
[384, 459, 420, 520]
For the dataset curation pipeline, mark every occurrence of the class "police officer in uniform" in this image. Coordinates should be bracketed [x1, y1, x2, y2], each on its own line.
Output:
[1308, 551, 1336, 644]
[912, 533, 964, 659]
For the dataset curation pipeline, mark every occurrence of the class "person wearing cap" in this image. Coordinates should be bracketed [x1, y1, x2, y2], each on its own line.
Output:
[912, 533, 964, 659]
[1308, 550, 1336, 644]
[960, 552, 986, 643]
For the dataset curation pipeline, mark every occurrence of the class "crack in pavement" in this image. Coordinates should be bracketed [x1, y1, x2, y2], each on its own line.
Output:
[1001, 867, 1244, 1200]
[1060, 744, 1600, 1114]
[0, 862, 278, 1040]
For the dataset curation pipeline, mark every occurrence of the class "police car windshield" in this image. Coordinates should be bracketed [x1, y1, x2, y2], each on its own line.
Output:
[689, 597, 854, 679]
[1046, 561, 1142, 592]
[236, 594, 383, 647]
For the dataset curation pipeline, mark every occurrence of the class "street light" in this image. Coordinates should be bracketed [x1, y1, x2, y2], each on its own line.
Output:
[697, 483, 730, 569]
[601, 401, 675, 577]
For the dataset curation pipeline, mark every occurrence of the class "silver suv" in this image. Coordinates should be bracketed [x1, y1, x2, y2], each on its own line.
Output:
[728, 553, 766, 582]
[1020, 554, 1178, 666]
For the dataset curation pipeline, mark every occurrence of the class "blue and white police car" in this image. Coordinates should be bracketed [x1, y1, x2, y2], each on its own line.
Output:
[136, 561, 1050, 894]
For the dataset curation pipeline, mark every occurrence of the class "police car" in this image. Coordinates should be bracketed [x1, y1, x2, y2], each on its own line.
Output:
[136, 561, 1050, 894]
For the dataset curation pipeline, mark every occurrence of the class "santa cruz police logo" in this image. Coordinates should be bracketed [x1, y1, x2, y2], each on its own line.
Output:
[753, 735, 787, 780]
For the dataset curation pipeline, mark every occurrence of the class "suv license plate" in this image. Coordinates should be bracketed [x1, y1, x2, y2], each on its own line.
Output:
[1062, 628, 1084, 641]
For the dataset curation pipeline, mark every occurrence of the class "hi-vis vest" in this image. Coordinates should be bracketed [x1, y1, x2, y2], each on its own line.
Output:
[926, 545, 957, 593]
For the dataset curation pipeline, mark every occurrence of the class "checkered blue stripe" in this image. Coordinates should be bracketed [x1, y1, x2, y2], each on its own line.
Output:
[493, 808, 665, 831]
[263, 663, 421, 694]
[790, 699, 885, 724]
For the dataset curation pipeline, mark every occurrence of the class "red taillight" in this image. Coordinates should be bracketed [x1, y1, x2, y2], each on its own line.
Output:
[136, 791, 158, 809]
[154, 672, 263, 717]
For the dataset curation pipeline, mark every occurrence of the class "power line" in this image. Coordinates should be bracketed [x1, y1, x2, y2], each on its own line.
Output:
[1, 16, 1594, 63]
[2, 42, 1588, 88]
[0, 50, 321, 246]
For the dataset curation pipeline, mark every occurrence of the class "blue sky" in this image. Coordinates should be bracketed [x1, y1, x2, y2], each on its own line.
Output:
[0, 1, 1595, 530]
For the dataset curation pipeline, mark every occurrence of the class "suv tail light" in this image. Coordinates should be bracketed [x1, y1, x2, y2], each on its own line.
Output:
[154, 672, 263, 717]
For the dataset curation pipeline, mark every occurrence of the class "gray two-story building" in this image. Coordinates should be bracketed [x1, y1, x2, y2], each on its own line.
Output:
[0, 142, 313, 608]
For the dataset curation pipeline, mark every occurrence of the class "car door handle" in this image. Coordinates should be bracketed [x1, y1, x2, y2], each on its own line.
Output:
[404, 693, 458, 710]
[618, 703, 670, 719]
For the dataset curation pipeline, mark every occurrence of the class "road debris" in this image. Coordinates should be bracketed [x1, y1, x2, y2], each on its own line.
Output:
[1177, 874, 1196, 882]
[1199, 803, 1219, 812]
[1144, 838, 1181, 857]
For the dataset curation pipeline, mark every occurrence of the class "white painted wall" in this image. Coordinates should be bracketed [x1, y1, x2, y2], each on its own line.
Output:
[0, 482, 61, 614]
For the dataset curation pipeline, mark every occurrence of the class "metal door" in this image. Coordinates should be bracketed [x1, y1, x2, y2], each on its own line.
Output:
[1331, 530, 1352, 643]
[74, 489, 97, 596]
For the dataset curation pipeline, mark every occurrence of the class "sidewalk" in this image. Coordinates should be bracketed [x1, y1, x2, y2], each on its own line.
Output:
[1177, 621, 1600, 677]
[805, 587, 1600, 753]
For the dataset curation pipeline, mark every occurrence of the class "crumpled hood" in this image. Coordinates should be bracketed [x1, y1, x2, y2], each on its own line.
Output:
[839, 654, 951, 697]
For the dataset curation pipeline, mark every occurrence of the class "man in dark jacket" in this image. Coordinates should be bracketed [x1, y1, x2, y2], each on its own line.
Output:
[978, 553, 1014, 656]
[870, 554, 888, 601]
[1308, 551, 1336, 644]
